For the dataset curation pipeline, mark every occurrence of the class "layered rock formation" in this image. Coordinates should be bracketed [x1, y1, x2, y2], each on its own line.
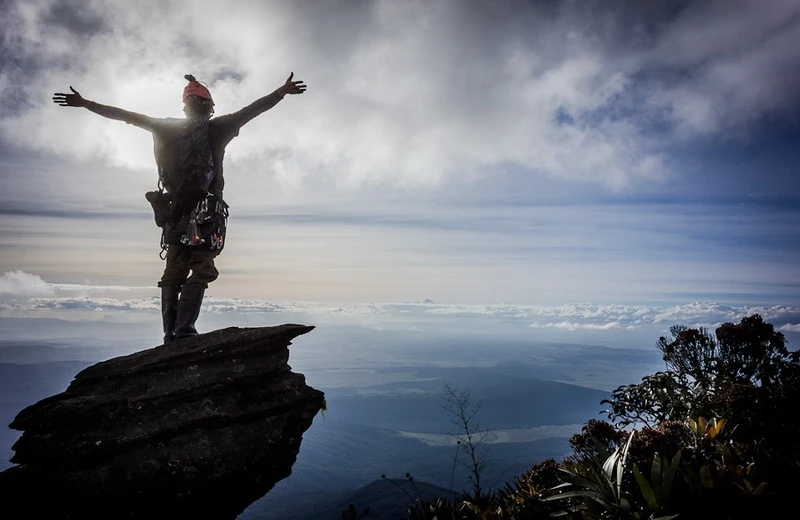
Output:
[0, 324, 325, 520]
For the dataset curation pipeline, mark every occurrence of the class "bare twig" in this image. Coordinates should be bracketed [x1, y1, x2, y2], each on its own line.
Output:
[440, 382, 489, 498]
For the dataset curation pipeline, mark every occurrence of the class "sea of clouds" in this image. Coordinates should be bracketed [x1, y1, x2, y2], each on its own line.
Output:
[2, 270, 798, 336]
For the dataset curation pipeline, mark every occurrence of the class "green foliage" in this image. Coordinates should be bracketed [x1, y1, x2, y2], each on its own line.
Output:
[602, 371, 696, 428]
[496, 459, 563, 519]
[543, 432, 670, 520]
[341, 502, 371, 519]
[536, 314, 796, 518]
[713, 315, 790, 387]
[632, 450, 681, 511]
[604, 315, 797, 428]
[404, 496, 463, 520]
[568, 419, 625, 464]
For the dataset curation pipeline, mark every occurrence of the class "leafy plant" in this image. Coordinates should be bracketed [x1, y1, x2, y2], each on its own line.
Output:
[545, 432, 637, 518]
[546, 431, 679, 519]
[687, 416, 725, 440]
[341, 502, 371, 519]
[496, 459, 563, 519]
[632, 450, 681, 513]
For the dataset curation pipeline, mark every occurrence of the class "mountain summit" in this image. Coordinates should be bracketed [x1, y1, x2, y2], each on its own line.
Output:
[0, 324, 325, 520]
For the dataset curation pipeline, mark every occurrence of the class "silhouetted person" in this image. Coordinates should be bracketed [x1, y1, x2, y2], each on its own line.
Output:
[53, 73, 307, 343]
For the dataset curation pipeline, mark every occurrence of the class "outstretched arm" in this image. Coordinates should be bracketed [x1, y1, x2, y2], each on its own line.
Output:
[53, 86, 154, 129]
[226, 72, 307, 128]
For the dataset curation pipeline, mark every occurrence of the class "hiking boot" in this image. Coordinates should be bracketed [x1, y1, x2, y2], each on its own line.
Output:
[175, 285, 205, 339]
[161, 286, 180, 344]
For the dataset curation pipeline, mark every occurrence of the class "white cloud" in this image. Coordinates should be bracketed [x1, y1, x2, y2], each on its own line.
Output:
[0, 270, 54, 298]
[0, 270, 154, 300]
[780, 323, 800, 333]
[531, 321, 621, 332]
[399, 423, 585, 446]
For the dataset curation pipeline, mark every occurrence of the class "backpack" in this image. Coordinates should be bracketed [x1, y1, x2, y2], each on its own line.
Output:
[145, 118, 228, 256]
[155, 117, 215, 212]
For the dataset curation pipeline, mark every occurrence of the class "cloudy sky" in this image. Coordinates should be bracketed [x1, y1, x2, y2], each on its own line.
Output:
[1, 0, 799, 341]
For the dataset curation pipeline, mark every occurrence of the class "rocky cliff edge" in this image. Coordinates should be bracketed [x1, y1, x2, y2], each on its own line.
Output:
[0, 323, 325, 520]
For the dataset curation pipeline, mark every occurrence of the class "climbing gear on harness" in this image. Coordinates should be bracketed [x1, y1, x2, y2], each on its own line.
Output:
[180, 193, 229, 250]
[150, 192, 228, 258]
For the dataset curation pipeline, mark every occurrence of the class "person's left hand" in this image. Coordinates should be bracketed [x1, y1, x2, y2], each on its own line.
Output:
[279, 72, 307, 95]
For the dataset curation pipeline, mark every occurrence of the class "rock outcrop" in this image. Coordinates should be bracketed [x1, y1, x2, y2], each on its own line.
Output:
[0, 323, 325, 520]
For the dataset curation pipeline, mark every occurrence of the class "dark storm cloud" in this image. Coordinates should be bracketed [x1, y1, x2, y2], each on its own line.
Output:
[42, 0, 107, 37]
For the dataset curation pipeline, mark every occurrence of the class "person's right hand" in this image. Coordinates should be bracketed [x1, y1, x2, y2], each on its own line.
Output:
[53, 86, 88, 108]
[278, 73, 307, 96]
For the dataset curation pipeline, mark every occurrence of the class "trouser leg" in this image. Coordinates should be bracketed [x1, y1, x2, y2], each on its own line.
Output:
[159, 245, 191, 289]
[173, 248, 220, 339]
[158, 245, 190, 343]
[161, 286, 180, 344]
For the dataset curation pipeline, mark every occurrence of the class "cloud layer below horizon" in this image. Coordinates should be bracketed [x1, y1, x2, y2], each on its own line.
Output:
[2, 271, 799, 340]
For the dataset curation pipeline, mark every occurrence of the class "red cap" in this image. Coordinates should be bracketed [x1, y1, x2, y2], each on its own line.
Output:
[183, 74, 214, 104]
